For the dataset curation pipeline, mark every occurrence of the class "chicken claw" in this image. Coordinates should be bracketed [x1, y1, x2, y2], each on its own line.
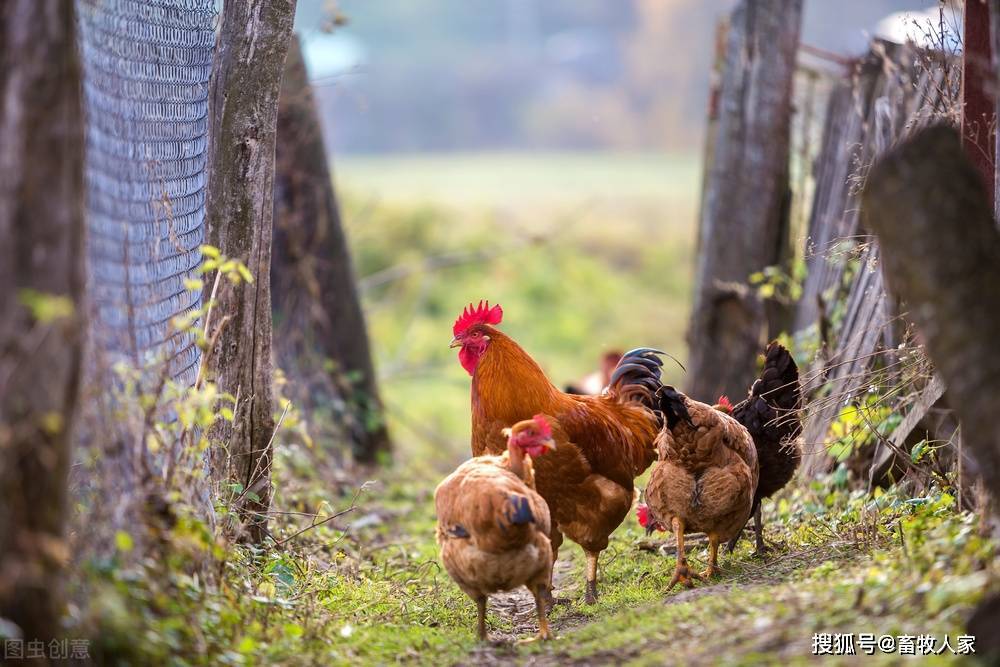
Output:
[516, 585, 553, 643]
[699, 536, 720, 579]
[667, 561, 704, 591]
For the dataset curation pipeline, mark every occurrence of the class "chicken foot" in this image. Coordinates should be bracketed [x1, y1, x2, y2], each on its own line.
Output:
[584, 551, 600, 604]
[752, 504, 770, 557]
[700, 536, 719, 579]
[518, 584, 554, 643]
[726, 505, 771, 556]
[667, 517, 704, 591]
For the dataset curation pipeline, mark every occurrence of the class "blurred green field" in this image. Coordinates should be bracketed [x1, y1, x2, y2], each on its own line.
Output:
[336, 151, 701, 471]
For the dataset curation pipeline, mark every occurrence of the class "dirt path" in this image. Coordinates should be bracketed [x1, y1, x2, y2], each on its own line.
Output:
[459, 536, 864, 666]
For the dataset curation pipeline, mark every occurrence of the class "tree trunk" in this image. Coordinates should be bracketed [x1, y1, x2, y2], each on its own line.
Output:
[991, 0, 1000, 222]
[204, 0, 296, 543]
[863, 125, 1000, 505]
[273, 36, 391, 464]
[686, 0, 802, 401]
[0, 0, 85, 643]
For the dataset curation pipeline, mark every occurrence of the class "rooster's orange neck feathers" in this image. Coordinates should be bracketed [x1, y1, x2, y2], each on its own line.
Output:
[471, 329, 560, 423]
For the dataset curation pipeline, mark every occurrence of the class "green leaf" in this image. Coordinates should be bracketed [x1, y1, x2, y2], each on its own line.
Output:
[18, 289, 74, 324]
[115, 531, 134, 553]
[200, 244, 221, 259]
[237, 263, 254, 284]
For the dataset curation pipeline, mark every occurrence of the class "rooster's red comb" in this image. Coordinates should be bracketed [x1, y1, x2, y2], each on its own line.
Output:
[717, 395, 733, 410]
[532, 414, 552, 438]
[453, 300, 503, 336]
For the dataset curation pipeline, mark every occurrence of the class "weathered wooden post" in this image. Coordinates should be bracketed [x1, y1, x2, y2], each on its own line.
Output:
[863, 124, 1000, 655]
[273, 36, 392, 465]
[204, 0, 297, 542]
[990, 0, 1000, 222]
[962, 0, 995, 210]
[686, 0, 802, 401]
[0, 0, 85, 641]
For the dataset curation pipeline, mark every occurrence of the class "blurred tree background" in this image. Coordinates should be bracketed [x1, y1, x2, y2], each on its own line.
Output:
[297, 0, 932, 153]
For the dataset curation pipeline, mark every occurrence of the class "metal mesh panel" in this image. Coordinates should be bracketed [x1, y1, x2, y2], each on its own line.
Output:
[77, 0, 215, 386]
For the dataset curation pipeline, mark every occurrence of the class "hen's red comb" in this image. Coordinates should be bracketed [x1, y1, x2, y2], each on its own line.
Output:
[636, 503, 652, 528]
[453, 300, 503, 336]
[532, 414, 552, 438]
[717, 395, 733, 410]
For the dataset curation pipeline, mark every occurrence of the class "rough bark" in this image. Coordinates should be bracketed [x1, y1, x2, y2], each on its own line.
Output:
[273, 36, 391, 464]
[686, 0, 802, 401]
[204, 0, 296, 542]
[0, 0, 85, 643]
[862, 125, 1000, 506]
[962, 0, 995, 209]
[991, 0, 1000, 222]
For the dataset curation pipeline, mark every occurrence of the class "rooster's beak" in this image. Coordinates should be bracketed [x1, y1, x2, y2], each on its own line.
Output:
[449, 336, 462, 349]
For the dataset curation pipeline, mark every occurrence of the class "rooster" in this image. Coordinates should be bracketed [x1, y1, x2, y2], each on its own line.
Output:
[450, 300, 664, 603]
[641, 387, 758, 589]
[435, 415, 557, 641]
[720, 342, 802, 555]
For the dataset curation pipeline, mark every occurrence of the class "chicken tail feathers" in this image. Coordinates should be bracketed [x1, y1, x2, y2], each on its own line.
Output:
[732, 342, 802, 443]
[607, 348, 665, 410]
[655, 385, 694, 430]
[505, 493, 536, 526]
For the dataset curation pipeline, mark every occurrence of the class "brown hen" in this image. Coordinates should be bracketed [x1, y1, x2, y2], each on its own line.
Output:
[643, 387, 758, 589]
[435, 415, 556, 641]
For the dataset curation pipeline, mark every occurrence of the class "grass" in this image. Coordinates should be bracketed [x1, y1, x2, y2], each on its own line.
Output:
[74, 456, 995, 665]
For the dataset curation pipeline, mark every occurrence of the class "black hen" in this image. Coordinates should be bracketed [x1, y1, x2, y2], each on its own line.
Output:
[725, 342, 802, 554]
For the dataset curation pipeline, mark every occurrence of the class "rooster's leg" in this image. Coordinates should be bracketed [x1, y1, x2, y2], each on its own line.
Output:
[544, 527, 564, 608]
[753, 504, 769, 556]
[666, 517, 703, 591]
[700, 535, 719, 579]
[476, 595, 488, 641]
[584, 551, 600, 604]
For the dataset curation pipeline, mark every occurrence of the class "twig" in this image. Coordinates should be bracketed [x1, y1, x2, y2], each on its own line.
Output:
[273, 489, 363, 548]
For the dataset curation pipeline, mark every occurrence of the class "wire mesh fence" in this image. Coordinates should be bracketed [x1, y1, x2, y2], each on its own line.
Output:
[77, 0, 216, 388]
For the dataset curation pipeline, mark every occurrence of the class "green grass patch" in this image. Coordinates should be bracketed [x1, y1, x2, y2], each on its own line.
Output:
[73, 460, 995, 665]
